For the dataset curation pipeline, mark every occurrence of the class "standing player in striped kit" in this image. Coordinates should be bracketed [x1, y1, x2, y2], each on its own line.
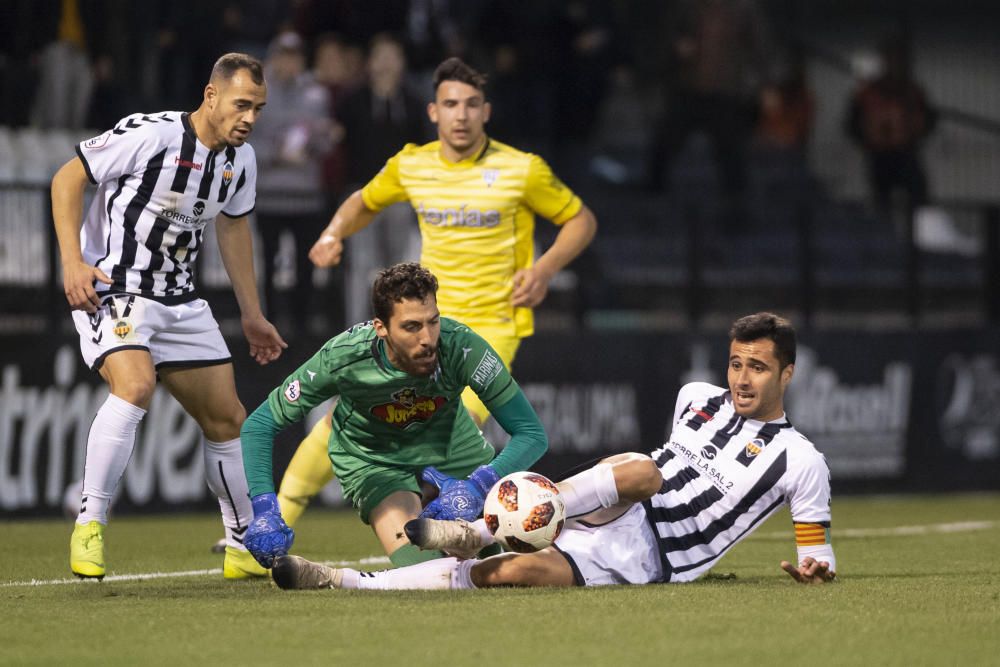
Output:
[269, 57, 597, 530]
[51, 53, 287, 580]
[271, 312, 838, 590]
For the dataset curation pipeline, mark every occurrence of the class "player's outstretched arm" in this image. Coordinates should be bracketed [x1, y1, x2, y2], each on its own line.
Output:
[780, 557, 836, 584]
[309, 190, 378, 268]
[51, 157, 113, 312]
[512, 205, 597, 307]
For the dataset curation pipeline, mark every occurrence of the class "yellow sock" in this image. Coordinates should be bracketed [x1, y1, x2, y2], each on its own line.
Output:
[278, 418, 335, 527]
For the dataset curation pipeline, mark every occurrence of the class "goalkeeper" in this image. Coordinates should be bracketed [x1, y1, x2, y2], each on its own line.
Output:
[265, 56, 597, 535]
[240, 263, 548, 569]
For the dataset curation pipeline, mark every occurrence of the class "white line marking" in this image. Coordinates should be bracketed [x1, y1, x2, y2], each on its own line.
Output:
[1, 556, 391, 588]
[751, 520, 997, 541]
[6, 521, 995, 588]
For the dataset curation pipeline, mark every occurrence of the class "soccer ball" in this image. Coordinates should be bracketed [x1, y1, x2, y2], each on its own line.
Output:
[483, 471, 566, 553]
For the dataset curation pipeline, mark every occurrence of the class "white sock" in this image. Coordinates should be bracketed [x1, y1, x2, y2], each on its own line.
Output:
[78, 394, 146, 525]
[352, 557, 462, 590]
[557, 463, 619, 518]
[471, 518, 496, 546]
[203, 437, 255, 550]
[452, 559, 478, 589]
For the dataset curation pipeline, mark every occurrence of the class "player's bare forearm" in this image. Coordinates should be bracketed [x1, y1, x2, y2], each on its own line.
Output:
[51, 157, 111, 311]
[216, 214, 287, 363]
[512, 206, 597, 307]
[216, 215, 265, 317]
[533, 206, 597, 279]
[309, 190, 378, 267]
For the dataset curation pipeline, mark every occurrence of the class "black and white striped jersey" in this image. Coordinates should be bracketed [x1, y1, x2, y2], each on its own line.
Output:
[646, 382, 831, 582]
[75, 111, 258, 303]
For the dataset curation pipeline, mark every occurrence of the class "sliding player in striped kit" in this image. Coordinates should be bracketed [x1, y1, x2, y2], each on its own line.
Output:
[272, 312, 838, 590]
[269, 57, 597, 530]
[51, 53, 286, 580]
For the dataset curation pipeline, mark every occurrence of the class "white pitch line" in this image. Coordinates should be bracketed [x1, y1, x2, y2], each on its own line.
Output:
[5, 521, 996, 588]
[1, 555, 391, 588]
[751, 519, 997, 541]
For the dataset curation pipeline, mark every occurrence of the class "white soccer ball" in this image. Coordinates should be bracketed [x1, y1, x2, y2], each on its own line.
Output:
[483, 471, 566, 553]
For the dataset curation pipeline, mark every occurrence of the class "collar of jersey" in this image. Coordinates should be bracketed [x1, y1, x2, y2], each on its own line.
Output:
[436, 137, 491, 168]
[181, 112, 217, 153]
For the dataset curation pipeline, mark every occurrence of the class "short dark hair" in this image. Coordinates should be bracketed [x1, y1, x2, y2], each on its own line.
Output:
[211, 53, 265, 86]
[432, 57, 487, 93]
[729, 312, 797, 369]
[372, 262, 439, 324]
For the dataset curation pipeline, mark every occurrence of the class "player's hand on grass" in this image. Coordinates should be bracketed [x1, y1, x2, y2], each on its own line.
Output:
[245, 493, 294, 568]
[511, 267, 552, 308]
[242, 314, 288, 365]
[781, 557, 836, 584]
[62, 260, 113, 312]
[419, 465, 500, 521]
[309, 233, 344, 268]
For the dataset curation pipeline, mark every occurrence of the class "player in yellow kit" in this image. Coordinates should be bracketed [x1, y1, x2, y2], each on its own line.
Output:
[275, 57, 597, 528]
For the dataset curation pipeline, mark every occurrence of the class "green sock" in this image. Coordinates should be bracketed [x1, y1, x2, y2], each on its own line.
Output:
[390, 543, 445, 567]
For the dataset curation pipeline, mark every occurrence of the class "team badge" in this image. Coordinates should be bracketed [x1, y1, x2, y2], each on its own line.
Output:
[745, 438, 765, 458]
[482, 168, 499, 187]
[222, 161, 234, 186]
[284, 380, 301, 402]
[112, 319, 133, 340]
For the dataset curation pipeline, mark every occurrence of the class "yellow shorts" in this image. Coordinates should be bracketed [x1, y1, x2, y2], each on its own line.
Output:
[461, 328, 521, 423]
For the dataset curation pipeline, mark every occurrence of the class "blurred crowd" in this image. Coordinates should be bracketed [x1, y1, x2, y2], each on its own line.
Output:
[0, 0, 948, 328]
[0, 1, 937, 201]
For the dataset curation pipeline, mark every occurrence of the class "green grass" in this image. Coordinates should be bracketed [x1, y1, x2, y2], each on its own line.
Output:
[2, 494, 999, 666]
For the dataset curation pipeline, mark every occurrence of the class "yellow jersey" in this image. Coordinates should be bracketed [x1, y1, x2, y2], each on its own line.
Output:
[360, 138, 582, 338]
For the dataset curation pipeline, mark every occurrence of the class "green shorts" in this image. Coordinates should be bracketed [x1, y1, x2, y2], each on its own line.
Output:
[331, 440, 495, 524]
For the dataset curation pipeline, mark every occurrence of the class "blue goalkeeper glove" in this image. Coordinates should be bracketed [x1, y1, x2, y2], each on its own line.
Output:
[244, 492, 294, 568]
[419, 465, 500, 521]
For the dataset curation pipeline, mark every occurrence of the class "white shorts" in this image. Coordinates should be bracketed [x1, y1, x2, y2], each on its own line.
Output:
[553, 503, 663, 586]
[72, 294, 231, 371]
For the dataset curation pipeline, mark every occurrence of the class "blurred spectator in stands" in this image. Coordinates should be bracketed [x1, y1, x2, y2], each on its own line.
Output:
[756, 47, 814, 155]
[846, 35, 937, 218]
[336, 31, 430, 325]
[313, 33, 365, 206]
[588, 62, 655, 187]
[30, 0, 96, 129]
[253, 31, 334, 334]
[86, 53, 128, 131]
[648, 0, 771, 215]
[220, 0, 291, 60]
[548, 0, 617, 173]
[140, 1, 229, 111]
[749, 45, 817, 206]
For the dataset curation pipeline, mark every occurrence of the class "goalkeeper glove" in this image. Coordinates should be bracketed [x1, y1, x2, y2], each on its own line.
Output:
[244, 492, 294, 568]
[418, 464, 500, 521]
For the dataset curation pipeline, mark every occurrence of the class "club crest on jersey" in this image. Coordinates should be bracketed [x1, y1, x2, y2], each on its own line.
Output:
[222, 161, 234, 186]
[284, 380, 301, 402]
[745, 438, 765, 458]
[371, 388, 447, 428]
[112, 318, 133, 341]
[482, 168, 499, 187]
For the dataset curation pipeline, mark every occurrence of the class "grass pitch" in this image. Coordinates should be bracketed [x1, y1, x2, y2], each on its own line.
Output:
[2, 493, 998, 666]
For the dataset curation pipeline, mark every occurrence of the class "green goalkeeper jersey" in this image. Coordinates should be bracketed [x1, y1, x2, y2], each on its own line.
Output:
[245, 318, 521, 493]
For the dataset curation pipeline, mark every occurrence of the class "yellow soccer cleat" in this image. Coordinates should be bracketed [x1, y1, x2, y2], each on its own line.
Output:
[223, 546, 269, 580]
[70, 521, 106, 580]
